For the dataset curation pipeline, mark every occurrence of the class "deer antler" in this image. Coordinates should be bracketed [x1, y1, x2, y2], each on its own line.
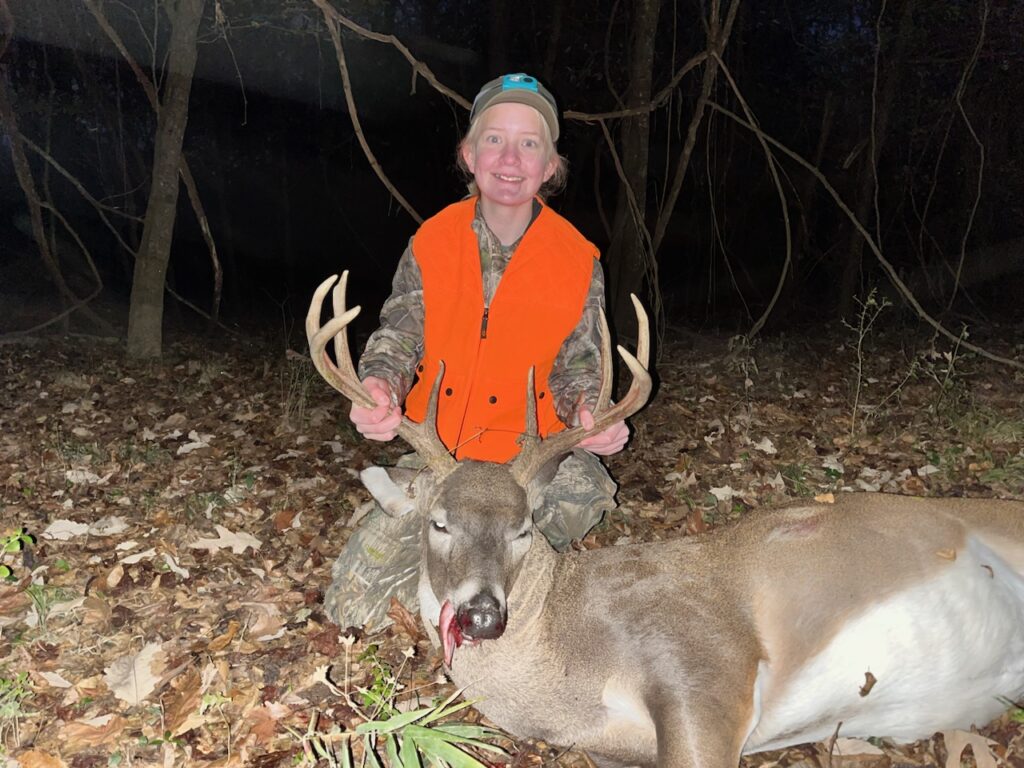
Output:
[510, 294, 652, 487]
[306, 272, 457, 476]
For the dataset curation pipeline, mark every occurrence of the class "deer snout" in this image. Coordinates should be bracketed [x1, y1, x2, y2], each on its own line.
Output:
[458, 593, 506, 640]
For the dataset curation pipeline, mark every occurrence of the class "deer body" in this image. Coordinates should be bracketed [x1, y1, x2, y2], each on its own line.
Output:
[403, 465, 1024, 768]
[308, 274, 1024, 768]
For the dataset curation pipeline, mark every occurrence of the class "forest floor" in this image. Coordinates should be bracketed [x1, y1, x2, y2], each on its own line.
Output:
[1, 314, 1023, 768]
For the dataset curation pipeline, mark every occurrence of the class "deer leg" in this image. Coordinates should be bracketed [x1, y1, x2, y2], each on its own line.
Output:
[649, 670, 757, 768]
[654, 715, 745, 768]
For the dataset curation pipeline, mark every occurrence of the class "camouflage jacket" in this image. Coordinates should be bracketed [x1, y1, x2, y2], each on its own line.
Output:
[358, 201, 604, 425]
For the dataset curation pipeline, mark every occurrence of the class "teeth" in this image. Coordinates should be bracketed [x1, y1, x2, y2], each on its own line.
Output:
[495, 174, 523, 182]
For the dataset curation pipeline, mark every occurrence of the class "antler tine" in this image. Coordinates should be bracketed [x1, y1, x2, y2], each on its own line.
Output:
[511, 295, 652, 487]
[594, 311, 614, 412]
[306, 272, 456, 475]
[306, 274, 376, 409]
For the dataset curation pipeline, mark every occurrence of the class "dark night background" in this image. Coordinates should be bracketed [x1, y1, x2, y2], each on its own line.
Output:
[1, 0, 1023, 351]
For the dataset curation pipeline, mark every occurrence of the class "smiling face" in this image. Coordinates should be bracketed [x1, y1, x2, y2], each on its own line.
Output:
[461, 102, 558, 215]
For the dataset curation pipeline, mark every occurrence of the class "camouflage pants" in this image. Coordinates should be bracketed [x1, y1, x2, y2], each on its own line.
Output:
[323, 450, 617, 632]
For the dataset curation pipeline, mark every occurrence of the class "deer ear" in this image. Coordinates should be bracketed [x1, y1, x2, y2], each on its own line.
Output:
[360, 466, 419, 518]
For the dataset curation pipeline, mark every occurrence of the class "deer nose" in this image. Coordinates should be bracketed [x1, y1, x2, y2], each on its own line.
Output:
[458, 593, 506, 640]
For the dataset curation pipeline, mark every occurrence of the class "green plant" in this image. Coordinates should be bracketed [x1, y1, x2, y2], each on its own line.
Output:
[356, 689, 506, 768]
[289, 692, 505, 768]
[843, 289, 892, 436]
[915, 327, 972, 418]
[0, 529, 34, 580]
[293, 642, 508, 768]
[182, 491, 228, 521]
[24, 584, 76, 629]
[780, 463, 813, 496]
[0, 671, 31, 751]
[280, 357, 316, 430]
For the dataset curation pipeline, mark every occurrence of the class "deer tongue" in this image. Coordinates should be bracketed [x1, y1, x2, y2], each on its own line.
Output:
[439, 599, 463, 667]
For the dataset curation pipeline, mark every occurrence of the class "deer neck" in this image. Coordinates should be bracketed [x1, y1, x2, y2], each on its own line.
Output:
[504, 536, 559, 630]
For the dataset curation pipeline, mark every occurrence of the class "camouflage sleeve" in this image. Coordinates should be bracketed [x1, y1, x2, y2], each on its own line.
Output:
[548, 259, 605, 425]
[357, 242, 424, 402]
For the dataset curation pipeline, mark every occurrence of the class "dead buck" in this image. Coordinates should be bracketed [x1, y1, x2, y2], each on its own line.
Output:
[308, 272, 1024, 768]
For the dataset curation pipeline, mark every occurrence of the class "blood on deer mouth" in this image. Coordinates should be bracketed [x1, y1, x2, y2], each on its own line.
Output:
[439, 600, 464, 667]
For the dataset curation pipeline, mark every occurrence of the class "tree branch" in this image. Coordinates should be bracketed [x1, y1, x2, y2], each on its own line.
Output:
[708, 101, 1023, 371]
[312, 0, 423, 224]
[84, 0, 222, 324]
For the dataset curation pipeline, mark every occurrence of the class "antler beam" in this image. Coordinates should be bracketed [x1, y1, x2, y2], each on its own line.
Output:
[511, 294, 652, 486]
[306, 272, 457, 476]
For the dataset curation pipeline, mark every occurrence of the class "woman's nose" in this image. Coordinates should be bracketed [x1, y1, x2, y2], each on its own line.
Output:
[500, 143, 520, 163]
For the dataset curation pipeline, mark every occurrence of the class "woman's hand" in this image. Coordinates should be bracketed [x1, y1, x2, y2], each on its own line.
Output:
[349, 376, 403, 441]
[575, 408, 629, 456]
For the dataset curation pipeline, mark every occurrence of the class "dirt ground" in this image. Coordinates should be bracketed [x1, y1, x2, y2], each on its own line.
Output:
[1, 317, 1022, 767]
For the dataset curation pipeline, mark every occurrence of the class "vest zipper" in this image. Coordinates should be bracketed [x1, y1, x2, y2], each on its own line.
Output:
[480, 306, 490, 339]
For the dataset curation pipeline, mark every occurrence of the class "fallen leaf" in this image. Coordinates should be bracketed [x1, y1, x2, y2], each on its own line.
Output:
[164, 667, 206, 736]
[709, 485, 737, 502]
[943, 729, 998, 768]
[12, 750, 68, 768]
[63, 469, 113, 486]
[246, 701, 292, 745]
[273, 508, 297, 531]
[88, 516, 129, 536]
[37, 670, 74, 689]
[833, 737, 885, 755]
[104, 642, 166, 706]
[120, 547, 157, 565]
[241, 604, 285, 641]
[189, 525, 262, 555]
[162, 552, 190, 578]
[41, 519, 89, 540]
[60, 714, 128, 750]
[177, 429, 214, 455]
[208, 619, 241, 651]
[387, 597, 425, 642]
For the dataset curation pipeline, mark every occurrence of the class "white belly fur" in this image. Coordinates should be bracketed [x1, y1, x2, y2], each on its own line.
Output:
[747, 535, 1024, 752]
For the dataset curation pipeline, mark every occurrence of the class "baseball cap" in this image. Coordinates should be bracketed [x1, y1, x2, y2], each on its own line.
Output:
[470, 73, 560, 141]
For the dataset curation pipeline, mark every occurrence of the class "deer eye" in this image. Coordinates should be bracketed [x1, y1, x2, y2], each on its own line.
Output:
[430, 520, 448, 533]
[516, 528, 532, 540]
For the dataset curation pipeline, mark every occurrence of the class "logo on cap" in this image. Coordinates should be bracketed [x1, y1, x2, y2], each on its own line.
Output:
[500, 74, 539, 93]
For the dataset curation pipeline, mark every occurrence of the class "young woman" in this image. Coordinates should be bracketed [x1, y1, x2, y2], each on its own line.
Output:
[326, 74, 628, 630]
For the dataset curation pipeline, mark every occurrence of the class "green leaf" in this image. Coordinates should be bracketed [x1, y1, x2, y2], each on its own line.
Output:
[417, 688, 476, 726]
[432, 725, 506, 753]
[384, 733, 401, 767]
[363, 734, 384, 768]
[404, 725, 505, 755]
[414, 736, 489, 768]
[399, 730, 423, 768]
[356, 706, 431, 734]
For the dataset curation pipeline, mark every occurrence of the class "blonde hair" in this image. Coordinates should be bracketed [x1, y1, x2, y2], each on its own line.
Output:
[457, 106, 569, 199]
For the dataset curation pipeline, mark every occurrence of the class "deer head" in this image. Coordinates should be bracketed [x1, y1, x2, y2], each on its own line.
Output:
[307, 272, 651, 661]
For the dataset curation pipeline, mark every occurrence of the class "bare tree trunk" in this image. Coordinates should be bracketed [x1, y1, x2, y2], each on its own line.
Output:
[126, 0, 205, 359]
[0, 65, 106, 330]
[606, 0, 661, 333]
[836, 0, 915, 319]
[541, 0, 565, 84]
[487, 0, 512, 74]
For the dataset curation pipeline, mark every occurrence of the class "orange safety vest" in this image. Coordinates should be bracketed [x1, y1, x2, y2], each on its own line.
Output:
[404, 197, 598, 463]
